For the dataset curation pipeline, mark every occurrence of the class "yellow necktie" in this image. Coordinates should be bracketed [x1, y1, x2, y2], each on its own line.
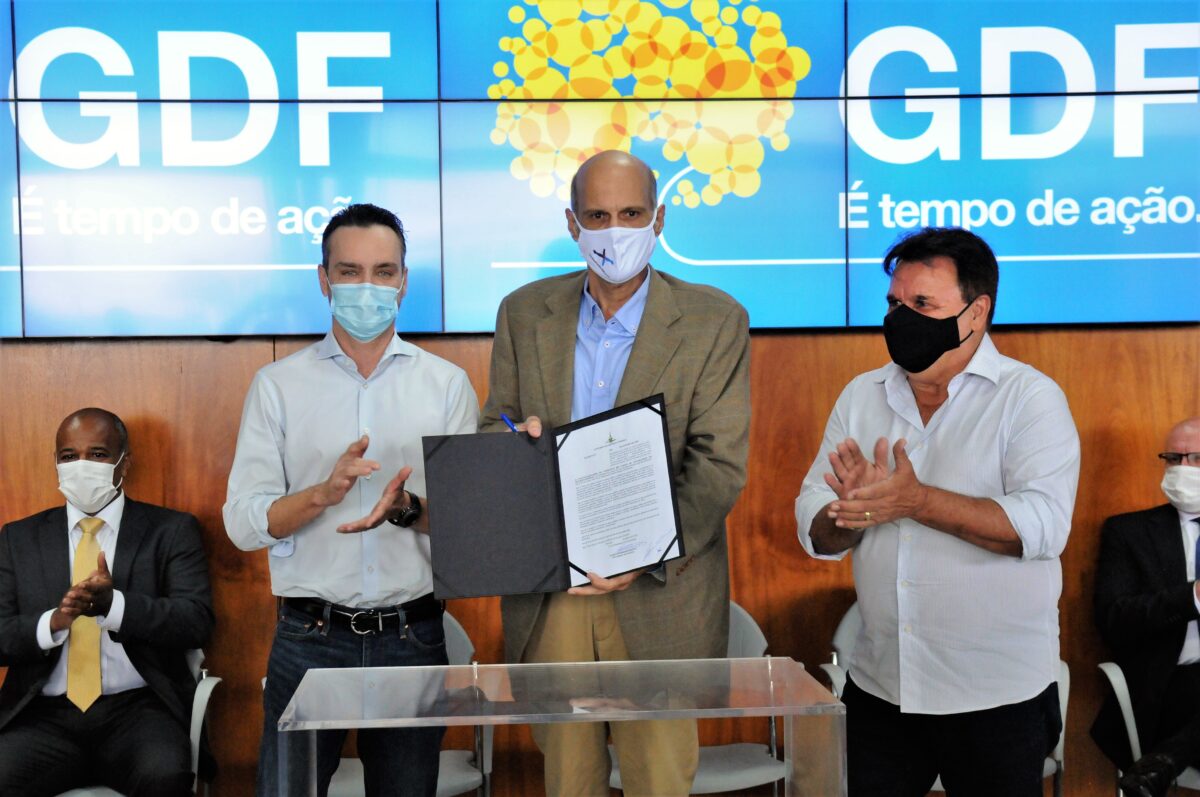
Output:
[66, 516, 104, 711]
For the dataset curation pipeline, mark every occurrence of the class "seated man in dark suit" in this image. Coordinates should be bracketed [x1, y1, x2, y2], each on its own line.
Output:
[0, 407, 215, 797]
[1093, 417, 1200, 797]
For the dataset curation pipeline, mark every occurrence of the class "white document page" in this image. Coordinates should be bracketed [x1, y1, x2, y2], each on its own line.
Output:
[555, 403, 681, 587]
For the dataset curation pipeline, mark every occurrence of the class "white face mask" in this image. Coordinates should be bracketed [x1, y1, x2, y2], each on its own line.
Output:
[574, 218, 657, 285]
[1162, 466, 1200, 514]
[57, 451, 125, 515]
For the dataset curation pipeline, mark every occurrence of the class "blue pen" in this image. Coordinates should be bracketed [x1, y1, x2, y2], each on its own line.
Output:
[500, 413, 520, 434]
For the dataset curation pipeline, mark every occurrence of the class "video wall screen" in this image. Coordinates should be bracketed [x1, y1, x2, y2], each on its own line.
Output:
[1, 0, 1196, 337]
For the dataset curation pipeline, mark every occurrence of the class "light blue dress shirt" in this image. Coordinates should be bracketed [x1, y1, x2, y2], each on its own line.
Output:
[571, 273, 650, 422]
[224, 332, 479, 607]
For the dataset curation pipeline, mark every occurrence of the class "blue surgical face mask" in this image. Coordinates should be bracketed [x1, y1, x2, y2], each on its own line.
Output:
[329, 282, 399, 342]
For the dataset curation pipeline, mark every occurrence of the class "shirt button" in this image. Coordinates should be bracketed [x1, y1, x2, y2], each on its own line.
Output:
[901, 579, 910, 588]
[902, 533, 913, 542]
[361, 383, 368, 390]
[904, 624, 913, 633]
[367, 566, 375, 574]
[603, 341, 611, 348]
[597, 380, 605, 388]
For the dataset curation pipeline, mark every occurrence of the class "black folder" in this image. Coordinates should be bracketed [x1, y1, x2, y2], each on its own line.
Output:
[423, 394, 684, 600]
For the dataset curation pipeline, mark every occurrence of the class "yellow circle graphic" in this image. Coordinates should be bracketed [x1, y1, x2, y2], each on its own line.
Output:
[491, 0, 811, 205]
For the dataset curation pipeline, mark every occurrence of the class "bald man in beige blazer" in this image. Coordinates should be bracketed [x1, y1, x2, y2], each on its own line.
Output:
[480, 151, 750, 796]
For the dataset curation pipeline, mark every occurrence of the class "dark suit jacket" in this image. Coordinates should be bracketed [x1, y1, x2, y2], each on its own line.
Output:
[1092, 503, 1199, 768]
[480, 269, 751, 664]
[0, 499, 214, 732]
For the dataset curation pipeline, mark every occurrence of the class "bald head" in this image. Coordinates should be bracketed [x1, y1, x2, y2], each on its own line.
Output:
[56, 408, 128, 460]
[570, 150, 657, 215]
[1165, 417, 1200, 458]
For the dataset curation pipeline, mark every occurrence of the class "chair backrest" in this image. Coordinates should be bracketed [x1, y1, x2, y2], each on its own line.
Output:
[727, 601, 768, 658]
[831, 602, 862, 665]
[1052, 659, 1069, 763]
[443, 611, 475, 666]
[1097, 661, 1143, 761]
[186, 648, 205, 681]
[440, 612, 494, 777]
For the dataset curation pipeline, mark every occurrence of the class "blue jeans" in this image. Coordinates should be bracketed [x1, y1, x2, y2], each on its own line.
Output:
[256, 601, 448, 797]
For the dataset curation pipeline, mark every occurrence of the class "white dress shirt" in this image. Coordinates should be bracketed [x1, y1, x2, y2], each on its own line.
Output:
[1177, 509, 1200, 665]
[223, 332, 479, 608]
[796, 335, 1080, 715]
[37, 492, 148, 696]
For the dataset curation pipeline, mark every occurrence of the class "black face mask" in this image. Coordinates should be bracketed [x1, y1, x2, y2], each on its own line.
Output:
[883, 302, 974, 373]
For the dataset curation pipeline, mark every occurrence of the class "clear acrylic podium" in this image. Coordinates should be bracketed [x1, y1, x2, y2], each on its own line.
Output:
[278, 656, 845, 796]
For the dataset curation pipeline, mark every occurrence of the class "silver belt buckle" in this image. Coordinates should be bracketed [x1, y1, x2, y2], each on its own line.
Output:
[349, 611, 382, 635]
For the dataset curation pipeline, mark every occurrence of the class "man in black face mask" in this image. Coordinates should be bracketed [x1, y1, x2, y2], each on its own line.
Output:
[795, 227, 1080, 797]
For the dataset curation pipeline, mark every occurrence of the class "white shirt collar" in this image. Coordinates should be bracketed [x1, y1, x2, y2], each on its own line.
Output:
[960, 333, 1002, 384]
[313, 330, 417, 362]
[65, 491, 126, 536]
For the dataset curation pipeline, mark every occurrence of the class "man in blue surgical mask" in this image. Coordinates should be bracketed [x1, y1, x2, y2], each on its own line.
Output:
[0, 407, 213, 796]
[224, 203, 479, 797]
[481, 150, 751, 796]
[795, 227, 1080, 797]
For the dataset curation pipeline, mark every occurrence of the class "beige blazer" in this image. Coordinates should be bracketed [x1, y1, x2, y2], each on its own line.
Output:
[481, 268, 750, 662]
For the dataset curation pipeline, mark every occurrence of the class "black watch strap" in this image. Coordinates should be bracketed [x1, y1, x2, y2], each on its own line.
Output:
[388, 491, 423, 528]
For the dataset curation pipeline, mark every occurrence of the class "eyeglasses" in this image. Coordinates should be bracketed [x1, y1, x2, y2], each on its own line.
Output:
[1158, 452, 1200, 466]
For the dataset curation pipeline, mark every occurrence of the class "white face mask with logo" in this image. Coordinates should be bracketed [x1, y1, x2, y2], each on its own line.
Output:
[58, 451, 125, 514]
[1162, 465, 1200, 514]
[574, 218, 657, 285]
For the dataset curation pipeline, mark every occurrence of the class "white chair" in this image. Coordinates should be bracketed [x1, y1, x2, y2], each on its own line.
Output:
[1097, 661, 1200, 795]
[608, 601, 788, 795]
[326, 610, 493, 797]
[816, 601, 862, 699]
[58, 648, 222, 797]
[819, 603, 1067, 797]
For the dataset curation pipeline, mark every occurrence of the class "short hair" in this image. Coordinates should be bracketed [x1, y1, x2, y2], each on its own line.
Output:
[320, 203, 408, 268]
[569, 154, 658, 214]
[883, 227, 999, 324]
[63, 407, 129, 453]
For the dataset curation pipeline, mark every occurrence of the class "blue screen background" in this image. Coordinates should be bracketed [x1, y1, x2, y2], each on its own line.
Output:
[0, 0, 1195, 336]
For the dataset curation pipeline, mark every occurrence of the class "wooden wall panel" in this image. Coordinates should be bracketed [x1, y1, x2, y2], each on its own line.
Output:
[0, 322, 1196, 796]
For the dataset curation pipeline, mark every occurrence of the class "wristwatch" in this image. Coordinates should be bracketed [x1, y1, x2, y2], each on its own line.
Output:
[387, 491, 423, 528]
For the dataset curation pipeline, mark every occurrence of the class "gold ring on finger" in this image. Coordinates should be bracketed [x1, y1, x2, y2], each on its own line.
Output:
[864, 511, 872, 522]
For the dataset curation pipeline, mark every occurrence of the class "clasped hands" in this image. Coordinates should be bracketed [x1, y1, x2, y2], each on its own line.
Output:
[824, 437, 928, 529]
[317, 435, 416, 534]
[50, 551, 114, 633]
[519, 415, 644, 596]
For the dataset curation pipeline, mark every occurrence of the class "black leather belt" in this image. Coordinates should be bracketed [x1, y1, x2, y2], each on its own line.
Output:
[282, 593, 442, 636]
